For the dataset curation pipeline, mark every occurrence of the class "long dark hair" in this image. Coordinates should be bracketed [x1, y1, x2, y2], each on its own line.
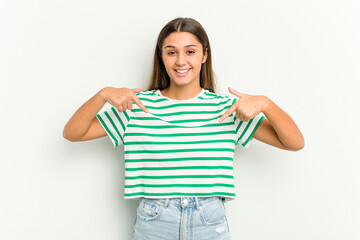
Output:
[147, 17, 216, 93]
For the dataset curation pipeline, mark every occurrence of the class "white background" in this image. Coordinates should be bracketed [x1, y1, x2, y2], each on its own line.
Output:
[1, 0, 359, 239]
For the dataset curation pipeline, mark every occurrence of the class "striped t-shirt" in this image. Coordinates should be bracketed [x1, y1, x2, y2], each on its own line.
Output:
[96, 88, 265, 200]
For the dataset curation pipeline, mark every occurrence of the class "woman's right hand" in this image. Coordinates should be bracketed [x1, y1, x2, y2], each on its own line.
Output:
[100, 87, 149, 113]
[63, 86, 148, 142]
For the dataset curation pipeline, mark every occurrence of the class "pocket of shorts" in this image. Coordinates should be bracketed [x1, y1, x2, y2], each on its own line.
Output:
[136, 199, 163, 221]
[200, 199, 226, 226]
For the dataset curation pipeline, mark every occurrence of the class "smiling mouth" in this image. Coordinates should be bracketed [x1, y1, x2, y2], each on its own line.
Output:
[175, 69, 190, 73]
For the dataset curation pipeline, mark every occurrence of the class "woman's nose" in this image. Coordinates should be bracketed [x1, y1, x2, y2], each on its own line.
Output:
[176, 53, 186, 66]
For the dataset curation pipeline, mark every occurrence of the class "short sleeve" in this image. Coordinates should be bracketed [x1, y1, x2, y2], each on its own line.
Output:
[96, 106, 131, 147]
[227, 97, 265, 148]
[234, 113, 265, 148]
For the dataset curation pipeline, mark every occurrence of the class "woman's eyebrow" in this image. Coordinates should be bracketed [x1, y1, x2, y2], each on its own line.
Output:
[164, 44, 199, 49]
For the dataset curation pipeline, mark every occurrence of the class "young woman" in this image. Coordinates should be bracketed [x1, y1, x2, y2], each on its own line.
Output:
[63, 17, 304, 240]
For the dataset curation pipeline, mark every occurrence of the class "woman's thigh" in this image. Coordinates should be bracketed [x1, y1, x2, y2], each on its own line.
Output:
[131, 197, 230, 240]
[131, 198, 181, 240]
[192, 197, 231, 240]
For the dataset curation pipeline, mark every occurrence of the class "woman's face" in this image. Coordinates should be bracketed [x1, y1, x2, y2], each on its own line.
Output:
[161, 32, 207, 88]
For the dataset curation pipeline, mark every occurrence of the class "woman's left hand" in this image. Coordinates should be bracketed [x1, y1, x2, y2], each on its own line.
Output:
[219, 87, 304, 151]
[219, 87, 268, 122]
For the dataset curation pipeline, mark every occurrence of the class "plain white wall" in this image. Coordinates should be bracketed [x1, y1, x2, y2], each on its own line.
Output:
[1, 0, 359, 239]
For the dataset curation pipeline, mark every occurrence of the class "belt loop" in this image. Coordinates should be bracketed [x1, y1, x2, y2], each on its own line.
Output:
[195, 197, 200, 211]
[164, 198, 169, 208]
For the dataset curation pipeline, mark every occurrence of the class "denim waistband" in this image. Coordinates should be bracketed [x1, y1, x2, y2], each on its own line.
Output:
[139, 196, 224, 211]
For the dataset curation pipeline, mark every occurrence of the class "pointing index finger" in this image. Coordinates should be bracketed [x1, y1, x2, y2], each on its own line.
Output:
[219, 104, 236, 122]
[132, 94, 149, 113]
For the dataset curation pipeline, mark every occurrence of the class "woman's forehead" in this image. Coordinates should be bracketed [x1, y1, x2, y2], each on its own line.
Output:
[163, 32, 202, 48]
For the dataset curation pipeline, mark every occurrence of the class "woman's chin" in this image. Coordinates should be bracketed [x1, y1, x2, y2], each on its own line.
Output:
[171, 78, 195, 87]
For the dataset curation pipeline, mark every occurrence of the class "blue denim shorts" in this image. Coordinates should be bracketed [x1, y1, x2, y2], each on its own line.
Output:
[131, 196, 231, 240]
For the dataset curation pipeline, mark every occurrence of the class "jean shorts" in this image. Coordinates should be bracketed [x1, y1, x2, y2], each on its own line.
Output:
[131, 196, 231, 240]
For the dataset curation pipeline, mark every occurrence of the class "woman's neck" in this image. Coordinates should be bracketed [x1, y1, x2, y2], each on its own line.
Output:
[161, 84, 202, 100]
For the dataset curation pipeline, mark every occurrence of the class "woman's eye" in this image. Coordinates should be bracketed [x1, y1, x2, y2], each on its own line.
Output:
[167, 51, 176, 55]
[187, 50, 195, 54]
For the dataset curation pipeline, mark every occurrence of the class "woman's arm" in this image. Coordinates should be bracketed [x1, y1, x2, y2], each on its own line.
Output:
[63, 87, 148, 142]
[253, 97, 304, 151]
[219, 87, 304, 151]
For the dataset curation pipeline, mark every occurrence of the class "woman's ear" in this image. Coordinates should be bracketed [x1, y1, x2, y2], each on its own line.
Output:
[202, 48, 208, 64]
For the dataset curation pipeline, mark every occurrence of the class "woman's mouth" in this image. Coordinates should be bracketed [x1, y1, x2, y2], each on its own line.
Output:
[174, 68, 191, 76]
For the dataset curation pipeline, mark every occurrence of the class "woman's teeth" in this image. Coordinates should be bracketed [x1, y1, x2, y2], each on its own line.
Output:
[175, 69, 190, 73]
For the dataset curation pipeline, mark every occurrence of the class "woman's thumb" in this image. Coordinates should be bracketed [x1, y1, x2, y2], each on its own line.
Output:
[228, 87, 243, 97]
[131, 88, 143, 93]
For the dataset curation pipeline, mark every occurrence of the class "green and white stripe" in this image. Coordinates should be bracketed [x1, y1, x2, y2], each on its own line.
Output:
[96, 88, 265, 200]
